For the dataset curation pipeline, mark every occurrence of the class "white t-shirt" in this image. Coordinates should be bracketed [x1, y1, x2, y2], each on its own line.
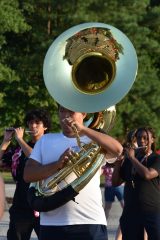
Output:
[30, 133, 107, 226]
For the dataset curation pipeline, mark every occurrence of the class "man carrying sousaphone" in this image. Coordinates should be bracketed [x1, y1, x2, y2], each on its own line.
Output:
[24, 105, 123, 240]
[24, 21, 137, 240]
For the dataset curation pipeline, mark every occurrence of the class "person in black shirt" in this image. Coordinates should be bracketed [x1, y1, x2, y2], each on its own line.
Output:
[0, 108, 52, 240]
[112, 127, 160, 240]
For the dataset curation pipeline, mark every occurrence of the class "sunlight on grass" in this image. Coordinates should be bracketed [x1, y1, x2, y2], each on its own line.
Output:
[0, 171, 13, 183]
[0, 171, 105, 185]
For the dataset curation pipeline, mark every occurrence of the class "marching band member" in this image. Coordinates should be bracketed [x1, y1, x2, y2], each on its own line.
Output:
[112, 127, 160, 240]
[24, 105, 123, 240]
[0, 108, 52, 240]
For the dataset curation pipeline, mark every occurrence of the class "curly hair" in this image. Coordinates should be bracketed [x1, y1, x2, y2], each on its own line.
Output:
[126, 129, 137, 145]
[24, 108, 52, 133]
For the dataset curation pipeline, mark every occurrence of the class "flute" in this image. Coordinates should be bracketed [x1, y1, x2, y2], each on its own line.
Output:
[124, 143, 147, 150]
[106, 146, 147, 164]
[135, 146, 147, 150]
[25, 130, 37, 133]
[5, 128, 37, 134]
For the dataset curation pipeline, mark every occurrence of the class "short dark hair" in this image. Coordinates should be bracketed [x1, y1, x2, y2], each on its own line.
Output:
[24, 108, 52, 133]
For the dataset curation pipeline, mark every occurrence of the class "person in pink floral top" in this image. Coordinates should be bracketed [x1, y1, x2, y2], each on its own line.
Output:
[102, 164, 124, 218]
[102, 163, 124, 240]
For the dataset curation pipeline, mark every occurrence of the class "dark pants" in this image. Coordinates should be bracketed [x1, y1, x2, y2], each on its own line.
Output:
[142, 212, 160, 240]
[120, 208, 144, 240]
[7, 208, 40, 240]
[39, 224, 108, 240]
[104, 186, 124, 202]
[120, 208, 160, 240]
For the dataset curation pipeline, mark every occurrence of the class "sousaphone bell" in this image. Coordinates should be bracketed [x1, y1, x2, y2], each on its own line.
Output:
[43, 22, 138, 113]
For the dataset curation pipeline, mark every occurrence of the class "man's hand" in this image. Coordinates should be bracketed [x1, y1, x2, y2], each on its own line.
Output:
[57, 148, 73, 170]
[14, 127, 25, 141]
[4, 129, 14, 142]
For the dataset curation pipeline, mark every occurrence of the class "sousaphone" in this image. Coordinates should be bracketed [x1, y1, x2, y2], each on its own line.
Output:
[43, 22, 138, 113]
[28, 22, 138, 212]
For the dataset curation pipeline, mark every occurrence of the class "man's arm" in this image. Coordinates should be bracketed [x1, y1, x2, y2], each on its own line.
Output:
[0, 140, 11, 161]
[24, 147, 71, 182]
[0, 128, 32, 162]
[112, 160, 124, 186]
[14, 128, 32, 157]
[0, 130, 13, 164]
[75, 122, 123, 158]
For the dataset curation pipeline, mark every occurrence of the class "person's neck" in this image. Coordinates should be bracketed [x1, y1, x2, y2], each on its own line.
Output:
[31, 135, 43, 143]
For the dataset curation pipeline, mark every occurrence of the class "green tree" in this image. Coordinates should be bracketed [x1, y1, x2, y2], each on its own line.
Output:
[0, 0, 160, 146]
[0, 0, 59, 133]
[0, 0, 31, 130]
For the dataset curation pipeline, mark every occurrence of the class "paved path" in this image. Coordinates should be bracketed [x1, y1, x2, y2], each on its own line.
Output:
[0, 184, 123, 240]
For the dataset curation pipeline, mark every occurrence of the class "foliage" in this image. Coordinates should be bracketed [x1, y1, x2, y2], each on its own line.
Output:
[0, 0, 160, 147]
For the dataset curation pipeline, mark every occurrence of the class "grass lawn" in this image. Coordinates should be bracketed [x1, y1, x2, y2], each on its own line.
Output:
[0, 171, 13, 183]
[1, 170, 105, 185]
